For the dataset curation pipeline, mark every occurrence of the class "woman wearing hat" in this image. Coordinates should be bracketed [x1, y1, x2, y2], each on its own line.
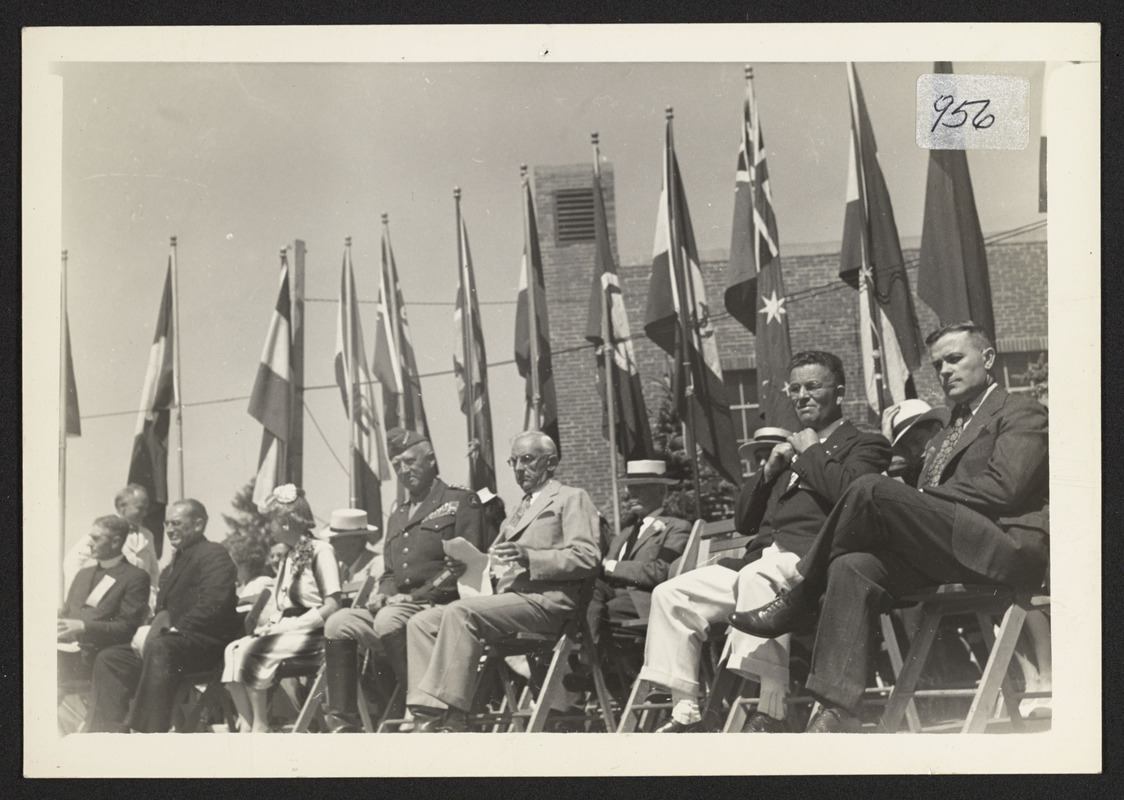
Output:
[221, 485, 342, 732]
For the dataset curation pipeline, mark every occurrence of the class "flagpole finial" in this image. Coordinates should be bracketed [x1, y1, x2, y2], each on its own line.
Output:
[591, 132, 599, 146]
[665, 106, 674, 120]
[279, 247, 286, 259]
[520, 163, 528, 179]
[170, 236, 177, 248]
[381, 212, 389, 224]
[345, 236, 352, 248]
[745, 65, 753, 80]
[453, 186, 461, 200]
[61, 249, 67, 261]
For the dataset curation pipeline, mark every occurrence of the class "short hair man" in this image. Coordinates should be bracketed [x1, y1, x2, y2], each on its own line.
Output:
[405, 430, 601, 732]
[58, 516, 151, 687]
[86, 499, 241, 732]
[735, 323, 1049, 731]
[320, 429, 486, 732]
[638, 351, 891, 732]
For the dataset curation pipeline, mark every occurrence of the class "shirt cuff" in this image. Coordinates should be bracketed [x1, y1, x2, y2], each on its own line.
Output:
[604, 560, 618, 573]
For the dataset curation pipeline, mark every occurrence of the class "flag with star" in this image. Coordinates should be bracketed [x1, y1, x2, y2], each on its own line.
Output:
[723, 67, 800, 431]
[840, 63, 924, 413]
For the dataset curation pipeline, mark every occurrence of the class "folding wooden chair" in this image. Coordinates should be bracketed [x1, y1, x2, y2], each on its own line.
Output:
[880, 584, 1051, 733]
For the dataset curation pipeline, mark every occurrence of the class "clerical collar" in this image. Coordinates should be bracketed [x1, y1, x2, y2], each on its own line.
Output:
[97, 554, 125, 569]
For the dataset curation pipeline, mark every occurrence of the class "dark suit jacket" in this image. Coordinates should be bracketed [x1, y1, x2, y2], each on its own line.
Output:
[603, 511, 691, 619]
[379, 477, 487, 602]
[154, 537, 240, 643]
[62, 560, 151, 650]
[920, 387, 1049, 587]
[492, 479, 602, 615]
[735, 419, 892, 560]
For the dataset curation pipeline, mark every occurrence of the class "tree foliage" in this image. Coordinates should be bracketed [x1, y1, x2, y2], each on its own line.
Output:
[221, 478, 273, 581]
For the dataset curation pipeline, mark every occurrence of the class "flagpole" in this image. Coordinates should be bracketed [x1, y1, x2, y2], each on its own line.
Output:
[845, 63, 888, 417]
[276, 247, 290, 486]
[345, 236, 358, 507]
[381, 213, 405, 427]
[59, 249, 69, 605]
[521, 164, 543, 431]
[593, 133, 622, 539]
[665, 108, 705, 516]
[455, 187, 477, 479]
[169, 236, 186, 498]
[289, 239, 305, 487]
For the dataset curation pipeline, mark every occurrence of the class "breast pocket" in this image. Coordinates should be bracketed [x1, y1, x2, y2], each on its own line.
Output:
[527, 510, 563, 547]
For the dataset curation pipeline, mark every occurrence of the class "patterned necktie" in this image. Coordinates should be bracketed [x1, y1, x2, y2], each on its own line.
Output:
[923, 408, 967, 488]
[512, 494, 534, 526]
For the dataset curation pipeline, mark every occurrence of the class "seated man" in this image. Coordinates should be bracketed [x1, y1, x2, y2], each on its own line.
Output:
[405, 430, 601, 732]
[58, 516, 151, 689]
[637, 351, 891, 732]
[63, 484, 161, 610]
[734, 322, 1049, 732]
[321, 429, 486, 732]
[86, 499, 241, 733]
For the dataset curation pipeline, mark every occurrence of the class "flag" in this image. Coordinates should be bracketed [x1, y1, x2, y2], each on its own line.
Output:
[127, 262, 174, 555]
[248, 256, 292, 508]
[373, 219, 432, 440]
[644, 114, 742, 485]
[840, 63, 924, 413]
[64, 312, 80, 437]
[723, 68, 801, 431]
[453, 212, 497, 493]
[586, 164, 653, 462]
[335, 244, 387, 523]
[514, 177, 561, 454]
[918, 63, 997, 343]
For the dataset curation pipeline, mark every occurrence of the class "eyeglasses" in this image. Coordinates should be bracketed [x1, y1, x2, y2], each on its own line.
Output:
[507, 453, 545, 468]
[785, 381, 834, 397]
[164, 519, 186, 529]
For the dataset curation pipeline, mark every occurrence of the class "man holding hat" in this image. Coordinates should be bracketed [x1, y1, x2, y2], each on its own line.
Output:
[881, 398, 949, 485]
[320, 428, 486, 732]
[638, 351, 890, 732]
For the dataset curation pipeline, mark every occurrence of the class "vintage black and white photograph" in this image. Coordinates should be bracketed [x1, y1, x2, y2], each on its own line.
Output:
[23, 24, 1099, 776]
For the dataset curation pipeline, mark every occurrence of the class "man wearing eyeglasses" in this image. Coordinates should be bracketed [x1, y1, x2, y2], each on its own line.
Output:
[405, 430, 601, 732]
[637, 351, 891, 732]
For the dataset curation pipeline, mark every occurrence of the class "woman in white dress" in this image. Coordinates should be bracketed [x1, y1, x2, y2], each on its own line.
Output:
[222, 485, 341, 732]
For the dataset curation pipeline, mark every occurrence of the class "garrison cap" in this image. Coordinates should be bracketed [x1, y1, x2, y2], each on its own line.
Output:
[387, 427, 430, 459]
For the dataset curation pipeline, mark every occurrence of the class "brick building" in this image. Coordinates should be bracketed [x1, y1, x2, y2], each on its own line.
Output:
[534, 164, 1047, 512]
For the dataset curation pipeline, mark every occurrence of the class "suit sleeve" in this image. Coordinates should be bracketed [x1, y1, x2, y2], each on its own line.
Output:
[525, 488, 602, 581]
[80, 571, 152, 648]
[734, 472, 775, 536]
[609, 518, 691, 589]
[924, 399, 1049, 515]
[791, 431, 892, 503]
[174, 546, 238, 635]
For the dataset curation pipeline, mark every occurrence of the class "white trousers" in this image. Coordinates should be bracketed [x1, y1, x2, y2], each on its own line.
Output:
[637, 544, 802, 696]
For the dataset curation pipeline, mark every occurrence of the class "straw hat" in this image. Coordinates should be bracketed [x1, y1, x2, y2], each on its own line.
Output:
[737, 427, 791, 461]
[884, 399, 949, 446]
[622, 460, 679, 486]
[316, 508, 380, 541]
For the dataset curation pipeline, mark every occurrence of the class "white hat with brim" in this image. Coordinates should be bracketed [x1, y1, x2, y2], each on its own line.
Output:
[316, 508, 380, 541]
[887, 400, 950, 446]
[622, 459, 679, 485]
[737, 427, 791, 461]
[476, 487, 499, 505]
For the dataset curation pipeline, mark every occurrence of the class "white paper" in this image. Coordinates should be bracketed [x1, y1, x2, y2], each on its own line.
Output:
[83, 574, 115, 608]
[442, 537, 493, 599]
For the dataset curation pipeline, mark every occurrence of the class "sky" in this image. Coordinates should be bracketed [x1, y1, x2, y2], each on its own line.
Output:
[55, 58, 1048, 550]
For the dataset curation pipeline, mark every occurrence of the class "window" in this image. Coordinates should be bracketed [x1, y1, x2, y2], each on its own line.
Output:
[723, 369, 760, 477]
[554, 188, 596, 243]
[994, 351, 1047, 395]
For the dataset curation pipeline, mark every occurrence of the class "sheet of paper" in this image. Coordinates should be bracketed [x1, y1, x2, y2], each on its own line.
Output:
[56, 641, 80, 653]
[443, 537, 493, 599]
[83, 574, 116, 607]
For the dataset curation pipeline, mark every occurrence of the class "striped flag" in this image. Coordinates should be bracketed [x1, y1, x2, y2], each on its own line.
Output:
[373, 217, 432, 440]
[64, 312, 80, 437]
[514, 176, 561, 454]
[453, 211, 497, 493]
[723, 67, 801, 432]
[127, 261, 175, 555]
[918, 63, 997, 343]
[335, 242, 387, 523]
[840, 63, 924, 414]
[248, 255, 292, 508]
[644, 114, 742, 485]
[586, 162, 653, 462]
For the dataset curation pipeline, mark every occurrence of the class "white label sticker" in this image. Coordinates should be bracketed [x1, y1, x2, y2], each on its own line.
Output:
[916, 73, 1030, 151]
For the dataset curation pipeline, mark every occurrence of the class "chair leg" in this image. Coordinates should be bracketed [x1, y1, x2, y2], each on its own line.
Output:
[375, 683, 402, 732]
[722, 678, 752, 733]
[356, 681, 375, 732]
[582, 621, 617, 732]
[964, 602, 1028, 733]
[526, 635, 574, 732]
[291, 668, 327, 733]
[974, 611, 1026, 728]
[616, 676, 652, 733]
[879, 613, 923, 733]
[881, 609, 941, 733]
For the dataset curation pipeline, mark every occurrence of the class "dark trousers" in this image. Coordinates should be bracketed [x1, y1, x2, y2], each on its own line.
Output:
[87, 632, 225, 733]
[585, 580, 642, 644]
[797, 475, 999, 712]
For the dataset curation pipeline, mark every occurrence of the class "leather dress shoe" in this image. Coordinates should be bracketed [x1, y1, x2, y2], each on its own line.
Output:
[653, 718, 704, 733]
[741, 711, 788, 733]
[411, 712, 445, 733]
[806, 706, 861, 733]
[438, 709, 469, 733]
[727, 584, 815, 638]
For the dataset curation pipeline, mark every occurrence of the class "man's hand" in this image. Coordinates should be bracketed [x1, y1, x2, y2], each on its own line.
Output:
[762, 442, 796, 482]
[365, 593, 389, 614]
[57, 618, 85, 640]
[489, 541, 529, 568]
[788, 428, 820, 454]
[444, 557, 468, 578]
[385, 593, 412, 606]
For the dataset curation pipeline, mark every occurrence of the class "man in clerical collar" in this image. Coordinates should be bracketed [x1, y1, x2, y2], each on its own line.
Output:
[735, 322, 1049, 732]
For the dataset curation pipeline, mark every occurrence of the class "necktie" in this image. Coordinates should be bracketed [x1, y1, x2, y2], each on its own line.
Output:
[923, 408, 967, 488]
[621, 519, 643, 560]
[512, 494, 533, 525]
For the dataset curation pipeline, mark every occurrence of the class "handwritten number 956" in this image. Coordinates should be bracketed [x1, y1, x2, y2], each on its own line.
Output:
[931, 95, 995, 133]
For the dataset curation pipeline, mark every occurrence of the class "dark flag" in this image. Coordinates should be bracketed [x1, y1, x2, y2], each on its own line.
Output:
[918, 63, 997, 342]
[723, 67, 800, 431]
[514, 176, 561, 454]
[645, 113, 742, 485]
[64, 313, 80, 437]
[453, 209, 497, 493]
[249, 255, 292, 508]
[586, 162, 653, 462]
[127, 262, 174, 554]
